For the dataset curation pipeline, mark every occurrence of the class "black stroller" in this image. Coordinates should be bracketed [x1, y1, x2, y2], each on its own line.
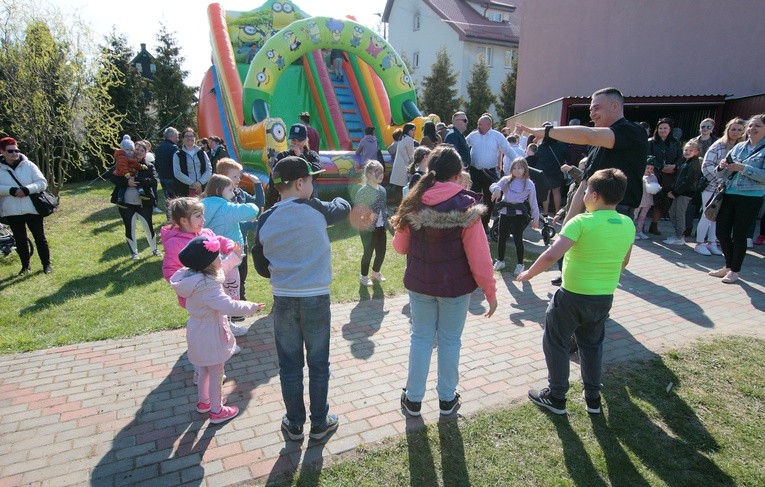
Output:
[0, 222, 34, 258]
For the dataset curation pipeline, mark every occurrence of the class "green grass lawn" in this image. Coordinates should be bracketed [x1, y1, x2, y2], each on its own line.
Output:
[264, 336, 765, 486]
[0, 180, 530, 354]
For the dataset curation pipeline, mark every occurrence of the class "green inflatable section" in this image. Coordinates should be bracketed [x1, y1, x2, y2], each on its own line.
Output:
[243, 16, 419, 125]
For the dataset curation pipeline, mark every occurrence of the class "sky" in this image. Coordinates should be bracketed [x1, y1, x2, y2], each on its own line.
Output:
[50, 0, 389, 85]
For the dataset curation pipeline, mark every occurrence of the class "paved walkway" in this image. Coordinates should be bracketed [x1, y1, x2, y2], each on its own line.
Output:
[1, 223, 764, 487]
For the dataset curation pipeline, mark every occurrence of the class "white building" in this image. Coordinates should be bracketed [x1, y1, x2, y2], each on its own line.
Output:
[382, 0, 520, 119]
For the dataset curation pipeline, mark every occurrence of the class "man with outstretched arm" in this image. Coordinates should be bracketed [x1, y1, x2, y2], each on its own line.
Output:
[516, 87, 647, 222]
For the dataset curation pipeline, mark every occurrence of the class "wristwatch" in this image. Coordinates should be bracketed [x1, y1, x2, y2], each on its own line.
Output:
[544, 125, 552, 139]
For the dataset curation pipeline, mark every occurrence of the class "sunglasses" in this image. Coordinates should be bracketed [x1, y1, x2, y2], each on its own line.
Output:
[701, 125, 713, 129]
[5, 149, 20, 153]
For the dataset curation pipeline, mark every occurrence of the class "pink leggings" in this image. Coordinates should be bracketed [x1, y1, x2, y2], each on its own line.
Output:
[197, 363, 225, 413]
[634, 206, 651, 233]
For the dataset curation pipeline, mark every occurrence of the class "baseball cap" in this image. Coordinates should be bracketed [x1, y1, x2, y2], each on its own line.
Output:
[272, 156, 325, 184]
[288, 124, 307, 141]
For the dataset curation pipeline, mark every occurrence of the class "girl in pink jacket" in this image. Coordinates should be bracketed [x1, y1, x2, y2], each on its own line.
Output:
[171, 236, 264, 424]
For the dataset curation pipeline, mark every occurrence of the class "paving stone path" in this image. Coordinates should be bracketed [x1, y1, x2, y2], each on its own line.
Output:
[1, 225, 763, 486]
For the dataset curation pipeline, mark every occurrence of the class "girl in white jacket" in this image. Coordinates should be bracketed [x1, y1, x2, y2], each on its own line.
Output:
[171, 236, 264, 424]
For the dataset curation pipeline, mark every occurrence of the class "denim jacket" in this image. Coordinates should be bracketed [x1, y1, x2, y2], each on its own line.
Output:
[725, 139, 765, 194]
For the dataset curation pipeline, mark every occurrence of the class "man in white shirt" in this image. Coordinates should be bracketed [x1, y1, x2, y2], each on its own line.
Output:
[466, 114, 516, 231]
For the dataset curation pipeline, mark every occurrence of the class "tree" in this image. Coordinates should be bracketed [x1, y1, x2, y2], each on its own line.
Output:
[496, 53, 518, 121]
[420, 47, 460, 121]
[465, 55, 496, 128]
[151, 25, 198, 134]
[0, 1, 123, 191]
[101, 31, 156, 141]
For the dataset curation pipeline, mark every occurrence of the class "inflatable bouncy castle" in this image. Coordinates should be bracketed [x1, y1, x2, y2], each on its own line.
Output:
[198, 0, 428, 188]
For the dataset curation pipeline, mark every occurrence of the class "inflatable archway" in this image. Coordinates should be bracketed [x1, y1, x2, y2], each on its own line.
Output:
[243, 17, 421, 126]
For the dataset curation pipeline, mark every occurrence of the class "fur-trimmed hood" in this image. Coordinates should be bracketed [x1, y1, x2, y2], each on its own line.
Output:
[405, 203, 486, 230]
[405, 181, 486, 230]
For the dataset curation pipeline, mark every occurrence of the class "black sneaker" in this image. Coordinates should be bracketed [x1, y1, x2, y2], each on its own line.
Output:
[281, 416, 304, 441]
[439, 393, 460, 416]
[583, 392, 601, 414]
[309, 414, 339, 440]
[400, 389, 421, 416]
[230, 316, 245, 323]
[551, 276, 562, 286]
[528, 388, 567, 415]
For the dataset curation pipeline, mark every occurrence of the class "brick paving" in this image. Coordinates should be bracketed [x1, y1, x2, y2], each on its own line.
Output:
[1, 223, 763, 486]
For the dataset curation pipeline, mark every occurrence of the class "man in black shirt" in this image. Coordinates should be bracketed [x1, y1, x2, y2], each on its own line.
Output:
[444, 111, 471, 167]
[516, 87, 647, 221]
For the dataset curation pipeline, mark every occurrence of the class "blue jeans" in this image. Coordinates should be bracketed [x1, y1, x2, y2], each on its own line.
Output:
[405, 291, 470, 402]
[272, 294, 331, 427]
[543, 288, 613, 400]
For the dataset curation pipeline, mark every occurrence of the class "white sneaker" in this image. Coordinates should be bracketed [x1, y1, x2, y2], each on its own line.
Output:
[233, 344, 242, 355]
[360, 275, 373, 286]
[493, 260, 506, 271]
[230, 324, 248, 337]
[707, 243, 723, 255]
[694, 243, 712, 256]
[663, 237, 683, 245]
[371, 271, 386, 282]
[131, 253, 139, 260]
[153, 207, 163, 214]
[513, 264, 525, 276]
[746, 238, 753, 249]
[638, 232, 649, 239]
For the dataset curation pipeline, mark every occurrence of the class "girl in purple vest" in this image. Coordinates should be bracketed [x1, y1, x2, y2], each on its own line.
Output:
[392, 145, 498, 417]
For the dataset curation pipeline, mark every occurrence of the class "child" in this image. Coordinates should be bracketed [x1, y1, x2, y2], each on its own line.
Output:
[489, 157, 540, 276]
[113, 135, 148, 206]
[392, 146, 497, 417]
[634, 163, 660, 239]
[161, 197, 242, 383]
[171, 236, 265, 424]
[354, 160, 388, 286]
[216, 158, 265, 321]
[201, 174, 259, 336]
[517, 168, 635, 415]
[402, 146, 432, 197]
[252, 156, 350, 441]
[664, 141, 702, 245]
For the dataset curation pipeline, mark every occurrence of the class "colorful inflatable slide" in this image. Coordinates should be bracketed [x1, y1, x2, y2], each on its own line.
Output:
[197, 0, 427, 186]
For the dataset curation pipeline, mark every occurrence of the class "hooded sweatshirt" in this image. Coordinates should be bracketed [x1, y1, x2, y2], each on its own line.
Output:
[392, 181, 496, 302]
[355, 134, 378, 163]
[161, 226, 236, 307]
[170, 255, 259, 367]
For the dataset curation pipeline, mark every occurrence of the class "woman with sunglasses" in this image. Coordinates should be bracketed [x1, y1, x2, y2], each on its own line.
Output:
[709, 114, 765, 283]
[0, 137, 52, 275]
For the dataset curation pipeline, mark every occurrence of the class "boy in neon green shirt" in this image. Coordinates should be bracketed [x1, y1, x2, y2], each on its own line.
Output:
[517, 168, 635, 415]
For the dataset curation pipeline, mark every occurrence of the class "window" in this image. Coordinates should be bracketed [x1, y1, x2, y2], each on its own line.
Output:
[481, 47, 493, 67]
[504, 50, 513, 69]
[487, 11, 503, 22]
[413, 52, 420, 68]
[413, 14, 421, 31]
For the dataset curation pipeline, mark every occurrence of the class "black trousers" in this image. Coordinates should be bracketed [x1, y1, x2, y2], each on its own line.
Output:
[716, 194, 762, 272]
[469, 166, 499, 230]
[496, 214, 528, 263]
[359, 227, 386, 276]
[6, 213, 50, 269]
[238, 252, 249, 300]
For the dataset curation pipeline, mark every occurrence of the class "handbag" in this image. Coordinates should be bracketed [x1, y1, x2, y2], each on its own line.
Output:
[5, 169, 59, 217]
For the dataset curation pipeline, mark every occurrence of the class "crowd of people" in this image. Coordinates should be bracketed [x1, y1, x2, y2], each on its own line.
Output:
[2, 87, 763, 446]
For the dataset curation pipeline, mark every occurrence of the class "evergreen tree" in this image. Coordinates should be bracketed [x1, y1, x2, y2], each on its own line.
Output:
[465, 55, 496, 129]
[496, 53, 517, 121]
[420, 47, 460, 121]
[101, 31, 156, 141]
[0, 3, 122, 189]
[151, 25, 198, 133]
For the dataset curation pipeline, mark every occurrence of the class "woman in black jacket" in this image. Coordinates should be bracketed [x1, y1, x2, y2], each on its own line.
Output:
[647, 118, 683, 234]
[110, 140, 160, 259]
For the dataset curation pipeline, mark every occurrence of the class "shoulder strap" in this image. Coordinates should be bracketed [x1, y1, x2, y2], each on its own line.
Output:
[5, 168, 23, 187]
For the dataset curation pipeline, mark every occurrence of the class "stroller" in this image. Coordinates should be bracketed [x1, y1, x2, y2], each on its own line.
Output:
[0, 222, 34, 258]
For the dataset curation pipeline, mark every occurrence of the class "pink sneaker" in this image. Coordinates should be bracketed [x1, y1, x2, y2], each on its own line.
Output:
[196, 397, 227, 413]
[209, 405, 239, 424]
